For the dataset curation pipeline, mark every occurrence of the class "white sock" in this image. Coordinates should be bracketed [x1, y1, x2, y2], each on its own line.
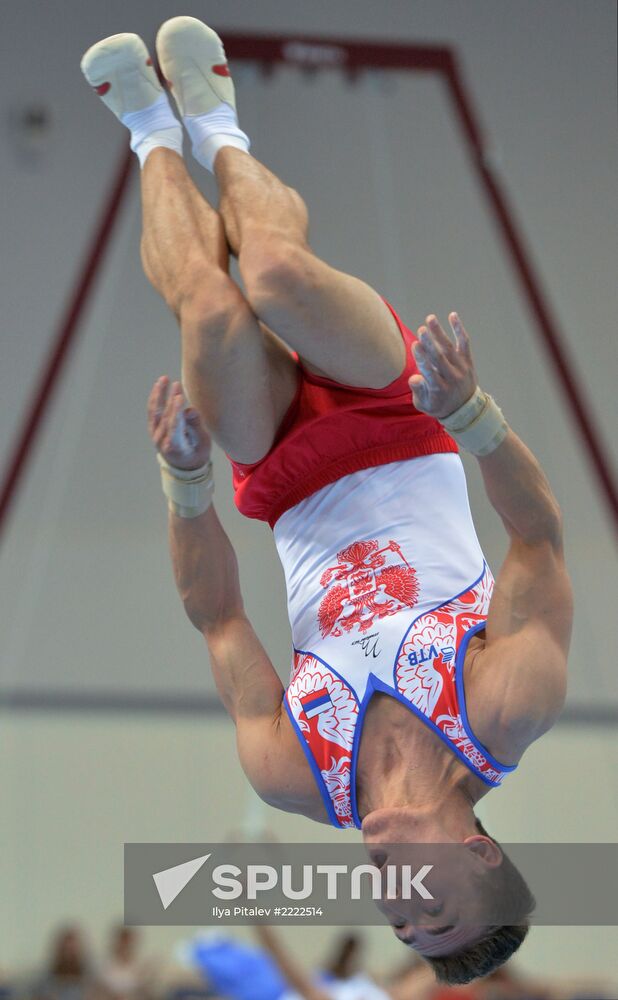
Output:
[120, 93, 184, 168]
[183, 101, 250, 172]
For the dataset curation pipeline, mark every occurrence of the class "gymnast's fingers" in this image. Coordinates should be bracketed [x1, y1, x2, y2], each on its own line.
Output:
[159, 383, 178, 440]
[412, 338, 434, 378]
[147, 376, 169, 437]
[152, 418, 168, 450]
[449, 312, 473, 360]
[416, 329, 452, 381]
[412, 336, 448, 384]
[171, 392, 185, 428]
[426, 314, 457, 361]
[412, 338, 434, 373]
[163, 394, 185, 451]
[170, 379, 185, 401]
[408, 372, 429, 411]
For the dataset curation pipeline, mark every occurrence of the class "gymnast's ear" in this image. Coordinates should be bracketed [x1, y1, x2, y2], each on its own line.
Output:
[463, 834, 503, 868]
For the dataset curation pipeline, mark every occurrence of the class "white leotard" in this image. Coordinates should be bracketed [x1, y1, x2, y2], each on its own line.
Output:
[273, 453, 516, 830]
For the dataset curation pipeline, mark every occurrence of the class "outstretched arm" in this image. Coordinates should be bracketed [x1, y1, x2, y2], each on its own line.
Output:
[168, 500, 285, 720]
[473, 432, 572, 746]
[148, 378, 292, 797]
[148, 376, 283, 712]
[409, 315, 573, 745]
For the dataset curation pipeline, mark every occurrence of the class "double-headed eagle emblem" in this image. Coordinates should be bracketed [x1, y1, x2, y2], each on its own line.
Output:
[317, 538, 419, 638]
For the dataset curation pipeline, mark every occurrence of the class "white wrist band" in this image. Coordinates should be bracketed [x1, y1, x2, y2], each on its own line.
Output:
[440, 386, 508, 457]
[157, 453, 214, 518]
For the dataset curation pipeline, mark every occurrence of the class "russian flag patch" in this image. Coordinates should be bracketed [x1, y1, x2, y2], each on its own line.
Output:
[301, 687, 332, 719]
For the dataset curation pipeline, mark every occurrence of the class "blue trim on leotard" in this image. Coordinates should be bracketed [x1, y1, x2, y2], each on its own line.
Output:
[455, 620, 518, 774]
[348, 673, 512, 831]
[285, 646, 361, 829]
[283, 695, 341, 828]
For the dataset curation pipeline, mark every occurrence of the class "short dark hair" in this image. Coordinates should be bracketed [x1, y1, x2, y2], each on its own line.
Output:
[420, 818, 535, 986]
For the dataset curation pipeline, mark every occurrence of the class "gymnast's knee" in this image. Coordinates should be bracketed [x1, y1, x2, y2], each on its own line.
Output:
[242, 237, 315, 317]
[179, 269, 248, 342]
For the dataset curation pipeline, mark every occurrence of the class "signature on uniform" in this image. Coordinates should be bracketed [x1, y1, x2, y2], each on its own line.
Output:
[351, 631, 382, 659]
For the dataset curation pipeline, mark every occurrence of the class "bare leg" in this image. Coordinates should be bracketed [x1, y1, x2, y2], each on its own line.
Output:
[140, 149, 298, 463]
[216, 149, 406, 388]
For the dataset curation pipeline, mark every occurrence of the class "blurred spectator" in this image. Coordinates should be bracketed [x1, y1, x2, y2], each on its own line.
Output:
[8, 923, 617, 1000]
[254, 924, 403, 1000]
[321, 935, 362, 983]
[94, 926, 155, 1000]
[183, 933, 287, 1000]
[30, 926, 94, 1000]
[0, 967, 14, 1000]
[179, 926, 390, 1000]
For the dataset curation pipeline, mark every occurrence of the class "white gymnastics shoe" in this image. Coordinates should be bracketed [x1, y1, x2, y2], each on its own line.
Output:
[80, 33, 163, 118]
[156, 16, 237, 118]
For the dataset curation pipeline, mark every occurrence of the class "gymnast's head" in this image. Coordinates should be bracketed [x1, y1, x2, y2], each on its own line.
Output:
[363, 812, 535, 985]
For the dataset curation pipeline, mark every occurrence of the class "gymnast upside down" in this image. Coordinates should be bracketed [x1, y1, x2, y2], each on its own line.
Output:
[82, 17, 573, 986]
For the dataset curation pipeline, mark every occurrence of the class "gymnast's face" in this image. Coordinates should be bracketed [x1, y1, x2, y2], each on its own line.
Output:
[373, 865, 494, 957]
[363, 807, 502, 956]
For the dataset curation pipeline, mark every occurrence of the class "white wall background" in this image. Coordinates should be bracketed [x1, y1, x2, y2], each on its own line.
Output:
[0, 0, 617, 988]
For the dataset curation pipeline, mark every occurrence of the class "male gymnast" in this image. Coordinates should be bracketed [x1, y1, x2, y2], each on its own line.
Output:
[81, 17, 573, 985]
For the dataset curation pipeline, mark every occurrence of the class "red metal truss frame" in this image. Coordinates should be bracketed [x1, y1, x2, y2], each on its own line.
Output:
[1, 32, 616, 540]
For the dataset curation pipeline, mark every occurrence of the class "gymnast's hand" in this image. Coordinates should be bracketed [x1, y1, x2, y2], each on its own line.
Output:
[409, 312, 479, 419]
[147, 376, 212, 471]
